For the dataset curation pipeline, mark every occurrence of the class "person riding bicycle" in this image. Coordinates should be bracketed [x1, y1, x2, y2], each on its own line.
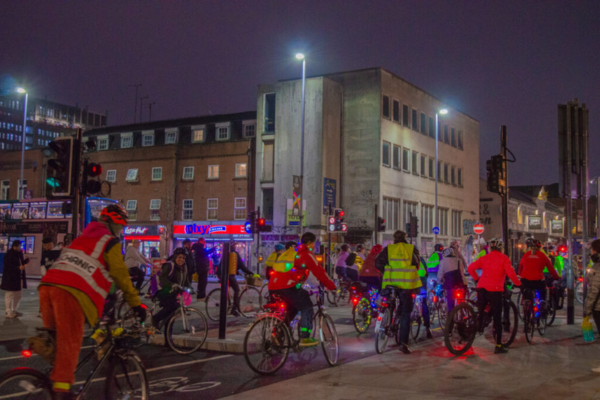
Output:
[467, 237, 521, 354]
[375, 230, 422, 354]
[37, 204, 145, 397]
[335, 244, 351, 281]
[518, 238, 559, 310]
[427, 243, 444, 288]
[269, 232, 336, 346]
[151, 247, 189, 330]
[437, 247, 467, 314]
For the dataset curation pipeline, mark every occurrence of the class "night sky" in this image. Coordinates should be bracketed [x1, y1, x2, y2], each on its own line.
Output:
[1, 1, 598, 186]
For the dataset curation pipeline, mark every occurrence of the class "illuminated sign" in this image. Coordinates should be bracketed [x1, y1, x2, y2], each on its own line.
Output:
[173, 223, 250, 236]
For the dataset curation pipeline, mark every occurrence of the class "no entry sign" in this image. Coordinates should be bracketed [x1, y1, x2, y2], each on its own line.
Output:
[474, 224, 485, 235]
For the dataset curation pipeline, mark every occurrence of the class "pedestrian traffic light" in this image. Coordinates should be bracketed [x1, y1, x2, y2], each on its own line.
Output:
[82, 160, 102, 195]
[377, 217, 386, 232]
[486, 154, 505, 194]
[46, 137, 77, 198]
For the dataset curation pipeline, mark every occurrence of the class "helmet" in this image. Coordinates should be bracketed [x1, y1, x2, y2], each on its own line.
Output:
[100, 204, 128, 226]
[173, 247, 187, 257]
[434, 244, 444, 252]
[442, 247, 455, 257]
[489, 237, 504, 249]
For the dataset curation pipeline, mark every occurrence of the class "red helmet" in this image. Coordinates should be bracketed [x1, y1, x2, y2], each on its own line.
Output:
[100, 204, 128, 226]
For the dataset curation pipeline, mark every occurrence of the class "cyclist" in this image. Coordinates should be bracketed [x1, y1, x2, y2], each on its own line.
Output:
[151, 247, 189, 330]
[518, 238, 559, 310]
[437, 247, 467, 314]
[467, 238, 521, 354]
[375, 230, 422, 354]
[427, 244, 444, 288]
[269, 232, 336, 346]
[38, 205, 145, 397]
[265, 243, 286, 282]
[335, 244, 351, 281]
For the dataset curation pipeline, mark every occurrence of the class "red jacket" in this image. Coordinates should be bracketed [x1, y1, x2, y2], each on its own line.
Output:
[468, 250, 521, 292]
[269, 245, 336, 291]
[518, 251, 559, 281]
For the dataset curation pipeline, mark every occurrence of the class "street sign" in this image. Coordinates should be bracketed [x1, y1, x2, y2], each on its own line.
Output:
[473, 223, 485, 235]
[432, 227, 440, 235]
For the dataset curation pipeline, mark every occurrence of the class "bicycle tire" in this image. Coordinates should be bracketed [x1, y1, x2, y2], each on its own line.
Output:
[0, 367, 53, 399]
[375, 308, 391, 354]
[523, 301, 535, 344]
[320, 313, 339, 366]
[105, 351, 149, 400]
[205, 288, 232, 322]
[165, 307, 208, 354]
[239, 286, 262, 318]
[444, 302, 476, 356]
[501, 301, 519, 347]
[546, 296, 557, 326]
[243, 315, 291, 375]
[352, 297, 372, 334]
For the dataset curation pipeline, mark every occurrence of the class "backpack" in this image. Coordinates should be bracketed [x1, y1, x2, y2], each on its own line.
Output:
[346, 252, 357, 267]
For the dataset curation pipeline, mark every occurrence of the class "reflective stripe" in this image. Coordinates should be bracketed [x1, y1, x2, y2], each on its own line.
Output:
[90, 234, 112, 259]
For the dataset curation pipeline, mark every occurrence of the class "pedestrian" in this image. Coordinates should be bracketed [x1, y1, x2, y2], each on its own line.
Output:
[359, 244, 383, 290]
[150, 247, 160, 258]
[124, 240, 151, 293]
[1, 240, 30, 318]
[264, 243, 285, 281]
[335, 244, 351, 281]
[191, 238, 217, 300]
[584, 238, 600, 373]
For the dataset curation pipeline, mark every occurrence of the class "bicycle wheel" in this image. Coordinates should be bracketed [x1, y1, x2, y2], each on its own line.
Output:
[501, 301, 519, 347]
[546, 296, 557, 326]
[105, 351, 149, 400]
[523, 301, 535, 344]
[320, 313, 339, 366]
[375, 308, 391, 354]
[205, 288, 231, 322]
[352, 297, 372, 333]
[165, 307, 208, 354]
[239, 286, 262, 318]
[576, 281, 584, 304]
[444, 302, 477, 356]
[243, 315, 291, 375]
[0, 368, 52, 399]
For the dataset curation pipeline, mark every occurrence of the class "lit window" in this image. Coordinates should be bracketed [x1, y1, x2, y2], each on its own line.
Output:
[98, 135, 109, 151]
[234, 197, 246, 220]
[106, 170, 116, 182]
[126, 169, 139, 182]
[182, 166, 194, 180]
[235, 163, 247, 178]
[192, 126, 205, 143]
[120, 133, 132, 148]
[142, 131, 154, 147]
[207, 198, 218, 220]
[182, 199, 193, 220]
[208, 165, 219, 179]
[215, 123, 230, 141]
[126, 200, 137, 221]
[151, 167, 162, 181]
[165, 128, 178, 144]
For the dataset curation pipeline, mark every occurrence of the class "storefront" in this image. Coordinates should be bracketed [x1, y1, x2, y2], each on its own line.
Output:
[122, 224, 168, 259]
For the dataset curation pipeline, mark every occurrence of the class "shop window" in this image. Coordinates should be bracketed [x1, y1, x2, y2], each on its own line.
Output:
[126, 200, 137, 221]
[207, 198, 218, 220]
[234, 197, 246, 220]
[182, 199, 193, 221]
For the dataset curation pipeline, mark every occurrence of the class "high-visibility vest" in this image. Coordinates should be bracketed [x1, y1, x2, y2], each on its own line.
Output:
[383, 243, 422, 289]
[265, 252, 279, 268]
[42, 231, 113, 317]
[273, 248, 297, 273]
[427, 252, 441, 273]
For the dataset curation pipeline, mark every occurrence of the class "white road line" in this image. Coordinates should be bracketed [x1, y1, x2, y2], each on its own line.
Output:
[0, 346, 95, 362]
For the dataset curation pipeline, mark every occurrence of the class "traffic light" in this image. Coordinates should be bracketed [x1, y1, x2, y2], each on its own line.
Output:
[377, 217, 386, 232]
[410, 215, 419, 238]
[486, 154, 505, 194]
[83, 160, 103, 195]
[46, 137, 76, 198]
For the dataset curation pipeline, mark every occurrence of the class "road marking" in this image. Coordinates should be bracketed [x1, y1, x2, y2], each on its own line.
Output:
[0, 346, 95, 362]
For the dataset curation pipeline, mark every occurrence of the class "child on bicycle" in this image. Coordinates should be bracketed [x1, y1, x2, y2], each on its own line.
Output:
[151, 247, 189, 330]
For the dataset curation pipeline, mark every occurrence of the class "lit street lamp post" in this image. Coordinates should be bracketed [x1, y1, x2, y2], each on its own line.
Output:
[296, 53, 306, 237]
[17, 87, 28, 199]
[434, 108, 448, 244]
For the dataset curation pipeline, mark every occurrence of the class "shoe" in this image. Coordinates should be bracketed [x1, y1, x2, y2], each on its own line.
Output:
[426, 328, 433, 339]
[399, 344, 412, 354]
[494, 345, 508, 354]
[591, 366, 600, 373]
[299, 337, 320, 347]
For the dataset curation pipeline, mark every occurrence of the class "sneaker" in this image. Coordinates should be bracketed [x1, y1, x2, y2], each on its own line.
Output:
[494, 345, 508, 354]
[299, 337, 320, 347]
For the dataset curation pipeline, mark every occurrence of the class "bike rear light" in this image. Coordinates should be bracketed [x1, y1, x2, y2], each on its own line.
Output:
[22, 350, 32, 358]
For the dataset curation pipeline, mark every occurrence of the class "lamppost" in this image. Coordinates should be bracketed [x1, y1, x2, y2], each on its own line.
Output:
[296, 53, 306, 237]
[434, 108, 448, 244]
[17, 87, 28, 200]
[590, 177, 600, 238]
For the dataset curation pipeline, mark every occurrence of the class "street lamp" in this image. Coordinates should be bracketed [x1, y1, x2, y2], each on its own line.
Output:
[435, 108, 448, 243]
[16, 87, 28, 200]
[296, 53, 306, 237]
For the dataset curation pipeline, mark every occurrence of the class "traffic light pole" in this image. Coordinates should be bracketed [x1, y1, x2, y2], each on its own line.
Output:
[501, 126, 509, 258]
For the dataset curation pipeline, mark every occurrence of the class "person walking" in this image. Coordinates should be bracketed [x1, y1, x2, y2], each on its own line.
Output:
[124, 240, 151, 293]
[1, 240, 29, 318]
[191, 238, 217, 300]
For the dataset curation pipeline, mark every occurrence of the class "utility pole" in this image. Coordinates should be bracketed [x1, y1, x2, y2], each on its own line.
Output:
[500, 126, 509, 258]
[130, 84, 141, 123]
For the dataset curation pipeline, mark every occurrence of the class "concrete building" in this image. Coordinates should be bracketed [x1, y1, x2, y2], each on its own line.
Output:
[254, 67, 480, 258]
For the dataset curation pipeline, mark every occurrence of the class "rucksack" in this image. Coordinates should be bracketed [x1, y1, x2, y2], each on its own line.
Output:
[346, 252, 357, 267]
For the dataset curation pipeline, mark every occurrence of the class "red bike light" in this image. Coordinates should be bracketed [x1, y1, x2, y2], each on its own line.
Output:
[22, 350, 32, 358]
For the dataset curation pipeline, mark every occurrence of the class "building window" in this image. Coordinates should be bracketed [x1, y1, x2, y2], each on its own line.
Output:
[106, 170, 116, 183]
[150, 199, 161, 221]
[126, 169, 139, 182]
[420, 155, 426, 177]
[126, 200, 137, 221]
[120, 133, 132, 149]
[208, 165, 219, 179]
[402, 105, 409, 127]
[458, 131, 464, 150]
[243, 123, 256, 138]
[443, 125, 449, 144]
[192, 126, 205, 143]
[402, 148, 410, 172]
[451, 166, 456, 185]
[98, 135, 109, 151]
[182, 166, 194, 180]
[1, 180, 9, 200]
[393, 145, 400, 170]
[422, 204, 434, 234]
[234, 198, 246, 220]
[382, 141, 390, 167]
[382, 95, 390, 119]
[411, 109, 418, 131]
[165, 129, 178, 144]
[458, 168, 463, 187]
[412, 151, 418, 175]
[452, 210, 462, 237]
[444, 163, 449, 183]
[451, 127, 456, 147]
[383, 197, 401, 231]
[142, 131, 154, 147]
[235, 163, 247, 178]
[182, 199, 193, 221]
[429, 158, 434, 179]
[420, 113, 427, 135]
[392, 100, 400, 123]
[207, 198, 218, 220]
[264, 93, 276, 134]
[216, 123, 230, 141]
[151, 167, 162, 181]
[438, 208, 449, 235]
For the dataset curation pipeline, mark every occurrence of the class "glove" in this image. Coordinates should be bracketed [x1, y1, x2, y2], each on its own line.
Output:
[132, 305, 147, 322]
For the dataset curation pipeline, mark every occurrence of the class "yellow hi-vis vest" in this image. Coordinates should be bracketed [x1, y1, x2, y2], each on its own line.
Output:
[382, 243, 422, 290]
[273, 248, 297, 273]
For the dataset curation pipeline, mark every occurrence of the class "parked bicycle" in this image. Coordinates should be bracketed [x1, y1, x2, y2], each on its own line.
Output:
[205, 274, 263, 321]
[243, 287, 339, 375]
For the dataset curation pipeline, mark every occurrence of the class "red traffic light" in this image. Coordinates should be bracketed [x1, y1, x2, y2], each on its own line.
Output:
[88, 163, 102, 177]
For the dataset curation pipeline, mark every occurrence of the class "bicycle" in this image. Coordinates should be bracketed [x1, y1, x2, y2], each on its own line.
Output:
[205, 274, 262, 321]
[521, 287, 548, 344]
[120, 287, 208, 354]
[243, 286, 339, 375]
[444, 285, 518, 356]
[350, 282, 379, 333]
[0, 321, 149, 399]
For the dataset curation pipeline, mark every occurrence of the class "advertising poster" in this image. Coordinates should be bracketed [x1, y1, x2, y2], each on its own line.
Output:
[11, 203, 29, 220]
[29, 202, 47, 219]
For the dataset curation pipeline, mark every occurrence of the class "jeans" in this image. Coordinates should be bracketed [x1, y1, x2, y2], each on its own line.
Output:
[477, 289, 503, 345]
[196, 268, 208, 299]
[271, 287, 314, 338]
[394, 289, 415, 346]
[128, 266, 145, 291]
[4, 290, 22, 316]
